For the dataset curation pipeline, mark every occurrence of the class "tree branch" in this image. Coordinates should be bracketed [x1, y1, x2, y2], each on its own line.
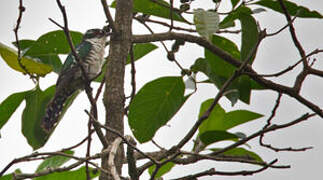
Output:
[100, 0, 117, 33]
[132, 32, 323, 117]
[101, 0, 133, 178]
[171, 159, 278, 179]
[14, 0, 38, 82]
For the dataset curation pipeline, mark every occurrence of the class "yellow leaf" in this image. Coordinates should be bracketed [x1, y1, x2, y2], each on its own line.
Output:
[0, 42, 52, 76]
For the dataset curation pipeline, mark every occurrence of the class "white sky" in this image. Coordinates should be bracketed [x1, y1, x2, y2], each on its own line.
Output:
[0, 0, 323, 179]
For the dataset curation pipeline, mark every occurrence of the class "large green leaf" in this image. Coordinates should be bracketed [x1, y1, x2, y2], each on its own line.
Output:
[13, 30, 83, 74]
[200, 130, 239, 146]
[204, 35, 240, 78]
[239, 12, 258, 62]
[23, 30, 83, 56]
[219, 6, 253, 29]
[0, 42, 52, 76]
[128, 76, 186, 143]
[34, 166, 99, 180]
[13, 39, 62, 73]
[36, 150, 74, 172]
[148, 161, 175, 178]
[198, 99, 263, 132]
[112, 0, 187, 22]
[191, 34, 264, 105]
[254, 0, 323, 18]
[22, 85, 80, 150]
[0, 90, 30, 130]
[198, 99, 262, 145]
[223, 109, 263, 129]
[211, 147, 264, 163]
[194, 9, 220, 41]
[0, 173, 13, 180]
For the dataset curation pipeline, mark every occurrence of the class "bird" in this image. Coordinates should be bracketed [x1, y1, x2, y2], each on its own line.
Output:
[42, 28, 108, 132]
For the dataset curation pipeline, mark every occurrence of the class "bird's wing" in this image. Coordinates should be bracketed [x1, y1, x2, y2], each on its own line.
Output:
[55, 41, 92, 91]
[61, 41, 92, 73]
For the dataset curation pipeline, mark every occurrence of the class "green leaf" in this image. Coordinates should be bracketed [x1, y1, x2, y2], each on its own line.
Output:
[148, 161, 175, 178]
[0, 170, 22, 180]
[23, 30, 83, 56]
[239, 12, 258, 62]
[211, 147, 264, 163]
[112, 0, 187, 22]
[0, 42, 52, 76]
[194, 9, 220, 41]
[0, 90, 30, 130]
[12, 39, 35, 50]
[13, 40, 63, 73]
[199, 130, 239, 145]
[126, 43, 158, 64]
[223, 109, 263, 130]
[254, 0, 323, 18]
[198, 100, 225, 133]
[34, 166, 99, 180]
[198, 99, 263, 133]
[204, 35, 240, 77]
[128, 76, 186, 143]
[231, 0, 240, 8]
[22, 85, 80, 150]
[36, 150, 74, 172]
[191, 34, 265, 105]
[197, 99, 262, 146]
[219, 6, 253, 29]
[0, 173, 13, 180]
[22, 30, 82, 74]
[34, 54, 62, 73]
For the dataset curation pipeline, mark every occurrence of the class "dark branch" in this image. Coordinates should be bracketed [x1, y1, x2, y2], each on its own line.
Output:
[171, 159, 278, 179]
[100, 0, 117, 33]
[14, 0, 37, 81]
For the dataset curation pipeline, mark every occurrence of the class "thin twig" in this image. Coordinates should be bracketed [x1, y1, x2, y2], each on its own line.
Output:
[14, 0, 37, 82]
[61, 129, 95, 151]
[134, 16, 186, 73]
[100, 0, 117, 33]
[211, 113, 315, 157]
[260, 95, 313, 152]
[129, 44, 136, 102]
[277, 0, 306, 59]
[267, 16, 296, 37]
[171, 159, 278, 179]
[169, 0, 174, 31]
[178, 150, 290, 168]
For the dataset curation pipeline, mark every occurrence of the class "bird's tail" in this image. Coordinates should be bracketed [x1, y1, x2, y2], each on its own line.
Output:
[41, 89, 74, 132]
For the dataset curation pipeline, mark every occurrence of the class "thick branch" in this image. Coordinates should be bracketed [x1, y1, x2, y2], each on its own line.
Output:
[101, 0, 133, 179]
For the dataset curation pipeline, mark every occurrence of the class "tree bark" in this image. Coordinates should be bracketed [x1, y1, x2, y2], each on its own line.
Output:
[100, 0, 133, 179]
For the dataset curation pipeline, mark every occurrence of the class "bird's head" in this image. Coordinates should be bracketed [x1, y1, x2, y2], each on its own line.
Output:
[83, 28, 108, 40]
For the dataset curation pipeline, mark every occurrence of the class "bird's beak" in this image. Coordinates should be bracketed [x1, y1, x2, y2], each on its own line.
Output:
[102, 25, 112, 36]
